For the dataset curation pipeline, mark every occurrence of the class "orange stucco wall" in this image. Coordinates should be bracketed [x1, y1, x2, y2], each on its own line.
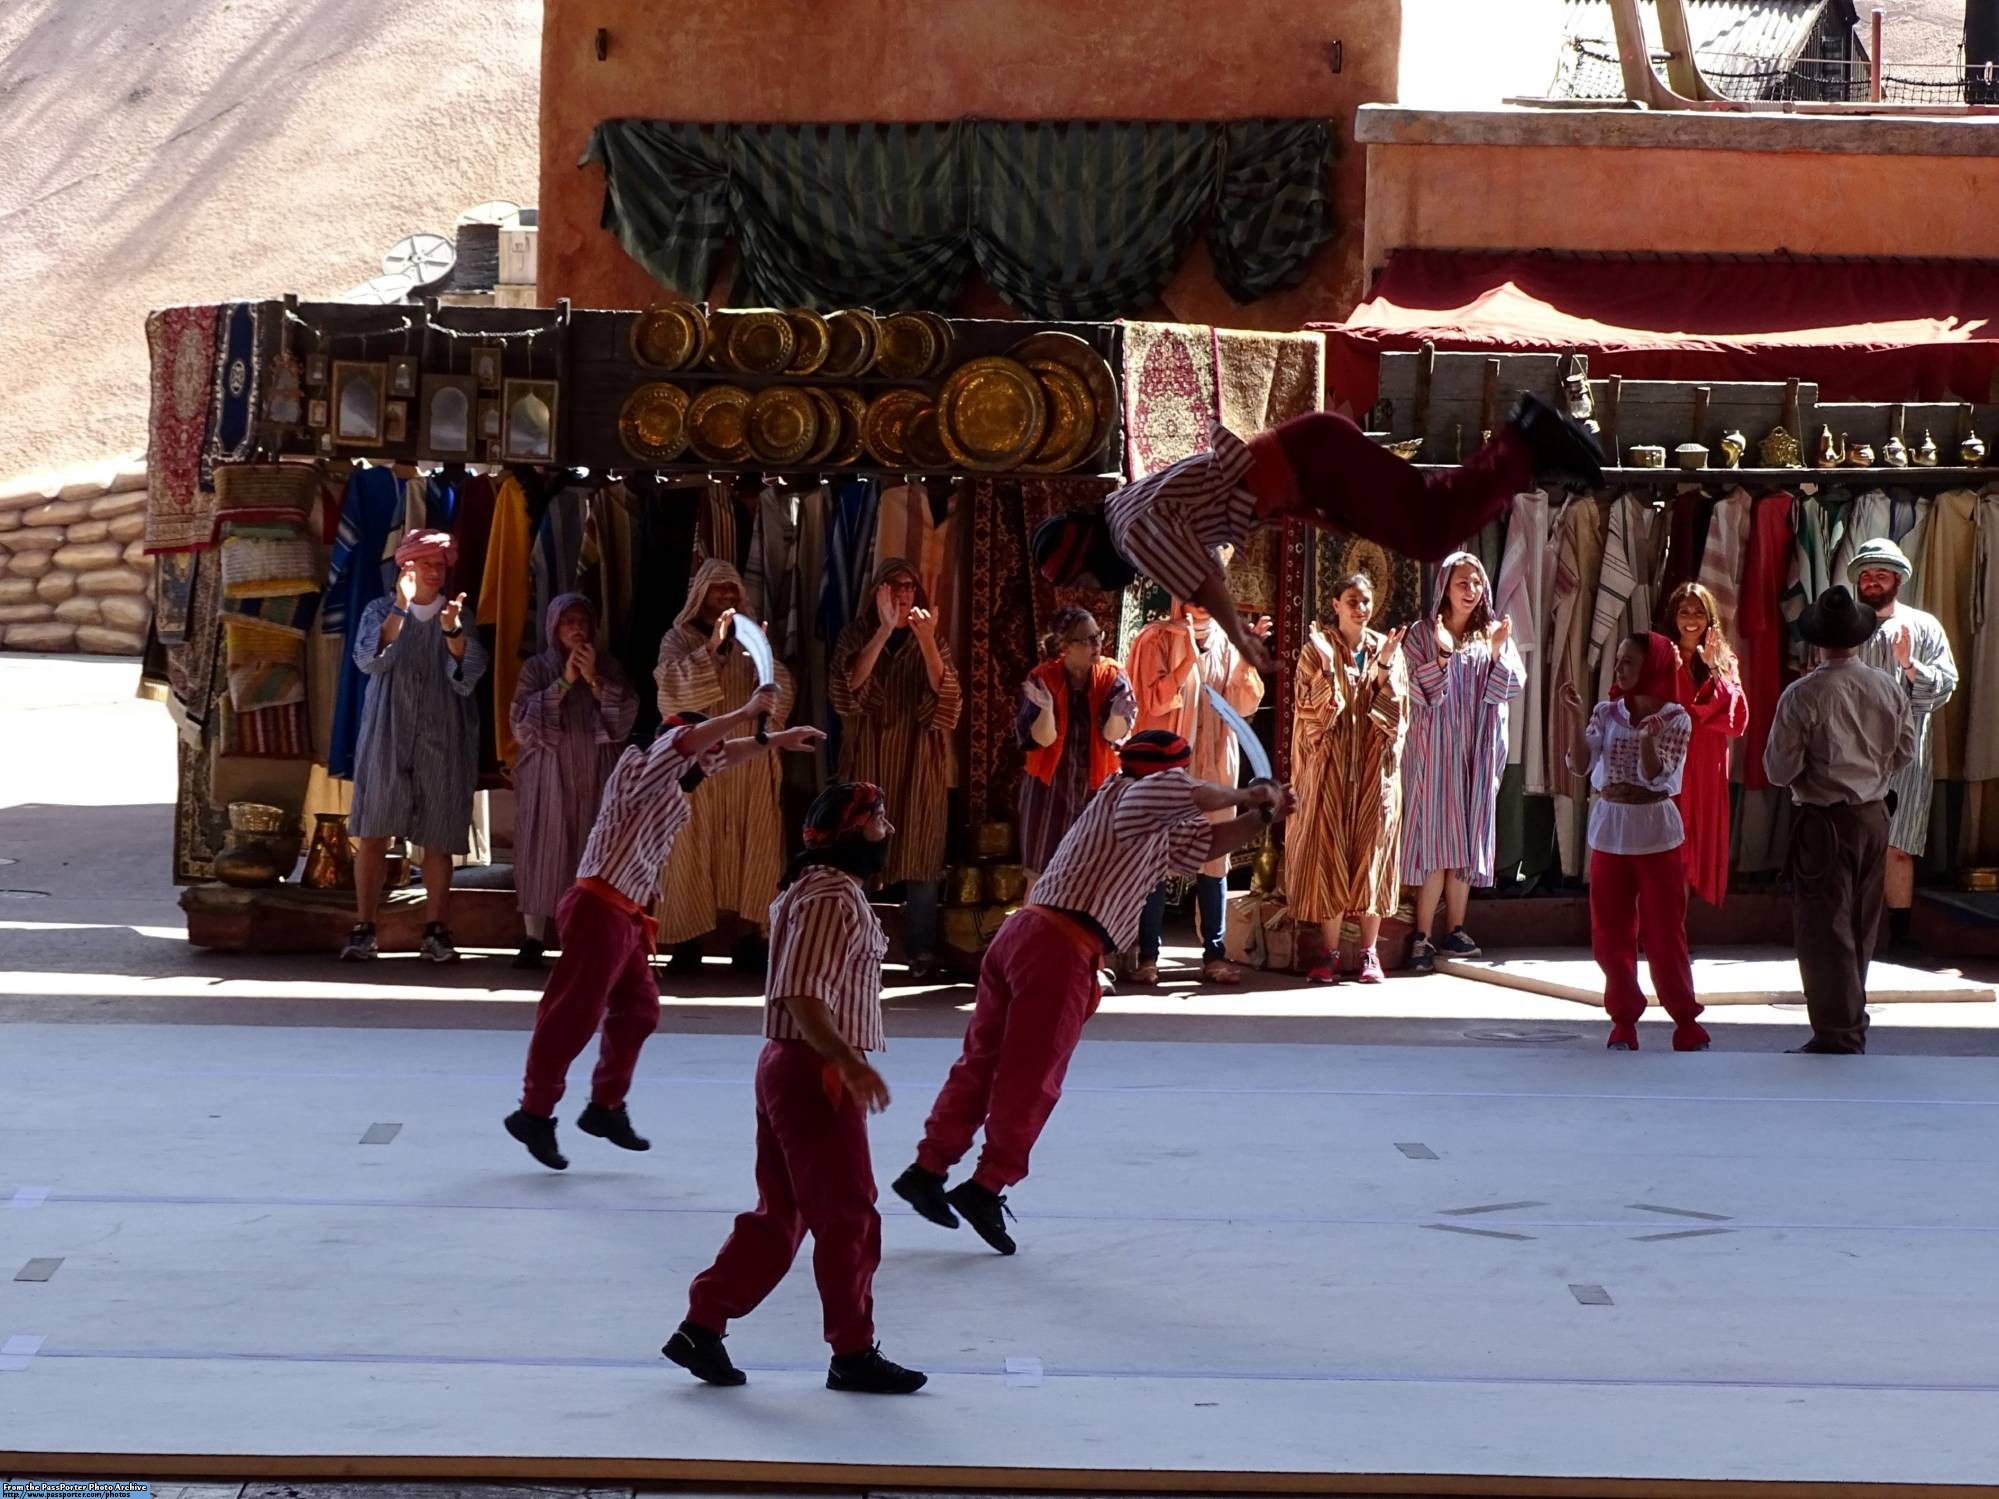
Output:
[1364, 141, 1999, 273]
[538, 0, 1400, 325]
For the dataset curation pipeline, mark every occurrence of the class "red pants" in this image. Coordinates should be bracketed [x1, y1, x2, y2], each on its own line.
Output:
[1589, 848, 1705, 1044]
[916, 907, 1102, 1192]
[1247, 412, 1535, 563]
[687, 1038, 880, 1353]
[519, 883, 659, 1116]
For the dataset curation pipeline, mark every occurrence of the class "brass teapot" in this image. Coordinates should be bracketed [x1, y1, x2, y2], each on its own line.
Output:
[1813, 425, 1846, 469]
[1963, 431, 1988, 464]
[1718, 429, 1746, 469]
[1881, 433, 1909, 467]
[1844, 439, 1876, 468]
[300, 812, 356, 891]
[1914, 429, 1940, 467]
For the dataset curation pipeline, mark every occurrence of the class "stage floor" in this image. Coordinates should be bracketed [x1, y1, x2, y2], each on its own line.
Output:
[5, 1020, 1999, 1495]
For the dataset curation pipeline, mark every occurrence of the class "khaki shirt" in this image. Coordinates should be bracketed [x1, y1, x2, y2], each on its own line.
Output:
[1762, 657, 1916, 806]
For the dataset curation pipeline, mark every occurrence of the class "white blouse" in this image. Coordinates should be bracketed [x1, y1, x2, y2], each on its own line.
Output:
[1583, 699, 1692, 858]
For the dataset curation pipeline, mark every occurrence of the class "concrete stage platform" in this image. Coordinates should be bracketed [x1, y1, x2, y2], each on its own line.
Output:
[5, 1022, 1999, 1496]
[1441, 946, 1997, 1008]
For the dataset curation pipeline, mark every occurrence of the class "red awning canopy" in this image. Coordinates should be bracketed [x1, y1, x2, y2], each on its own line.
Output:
[1318, 250, 1999, 413]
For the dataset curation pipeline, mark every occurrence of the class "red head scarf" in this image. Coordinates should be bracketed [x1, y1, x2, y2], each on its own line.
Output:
[802, 781, 885, 848]
[1120, 729, 1192, 777]
[1611, 632, 1680, 718]
[394, 528, 458, 569]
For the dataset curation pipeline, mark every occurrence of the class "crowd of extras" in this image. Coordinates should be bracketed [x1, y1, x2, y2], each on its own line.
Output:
[316, 403, 1934, 1395]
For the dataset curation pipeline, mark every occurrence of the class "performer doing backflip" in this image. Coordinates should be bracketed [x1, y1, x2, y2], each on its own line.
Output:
[665, 783, 928, 1395]
[504, 685, 822, 1169]
[892, 729, 1295, 1254]
[1031, 398, 1604, 677]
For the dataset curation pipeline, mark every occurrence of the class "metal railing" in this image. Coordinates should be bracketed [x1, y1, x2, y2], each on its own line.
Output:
[1558, 39, 1986, 104]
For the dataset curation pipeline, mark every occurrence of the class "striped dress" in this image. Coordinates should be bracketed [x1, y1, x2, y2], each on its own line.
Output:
[829, 622, 963, 888]
[763, 865, 887, 1052]
[653, 624, 795, 941]
[1399, 620, 1524, 887]
[347, 598, 489, 854]
[1855, 603, 1958, 855]
[508, 596, 637, 921]
[1286, 631, 1408, 922]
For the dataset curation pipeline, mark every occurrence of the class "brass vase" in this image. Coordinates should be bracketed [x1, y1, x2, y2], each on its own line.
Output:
[301, 813, 356, 891]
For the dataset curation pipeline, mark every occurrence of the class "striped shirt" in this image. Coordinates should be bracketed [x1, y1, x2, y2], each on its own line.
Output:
[575, 725, 729, 906]
[764, 865, 887, 1052]
[1029, 769, 1212, 952]
[1105, 422, 1259, 601]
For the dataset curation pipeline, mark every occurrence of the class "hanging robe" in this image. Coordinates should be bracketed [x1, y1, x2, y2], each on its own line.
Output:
[1549, 498, 1607, 877]
[1494, 489, 1556, 794]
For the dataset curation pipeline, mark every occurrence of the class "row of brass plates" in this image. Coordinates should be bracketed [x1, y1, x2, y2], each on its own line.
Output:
[617, 331, 1116, 473]
[630, 305, 959, 381]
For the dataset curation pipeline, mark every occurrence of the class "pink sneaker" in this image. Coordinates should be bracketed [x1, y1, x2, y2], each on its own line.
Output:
[1354, 947, 1385, 984]
[1307, 955, 1342, 985]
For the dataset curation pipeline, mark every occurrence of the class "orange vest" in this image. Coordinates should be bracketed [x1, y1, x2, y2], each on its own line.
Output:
[1022, 658, 1124, 791]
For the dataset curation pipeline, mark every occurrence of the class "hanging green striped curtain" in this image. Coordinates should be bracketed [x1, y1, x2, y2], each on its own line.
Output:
[580, 118, 1334, 316]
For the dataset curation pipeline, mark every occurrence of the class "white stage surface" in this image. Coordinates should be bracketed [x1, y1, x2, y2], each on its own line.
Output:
[1441, 946, 1997, 1008]
[5, 1021, 1999, 1496]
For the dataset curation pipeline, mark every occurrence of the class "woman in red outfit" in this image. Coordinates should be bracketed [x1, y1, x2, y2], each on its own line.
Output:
[1662, 583, 1747, 908]
[1562, 633, 1710, 1053]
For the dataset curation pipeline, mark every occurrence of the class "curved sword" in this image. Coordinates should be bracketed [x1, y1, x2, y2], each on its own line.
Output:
[1203, 683, 1272, 784]
[729, 615, 778, 743]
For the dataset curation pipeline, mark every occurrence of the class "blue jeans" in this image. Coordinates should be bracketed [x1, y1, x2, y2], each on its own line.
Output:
[903, 878, 941, 957]
[1137, 875, 1225, 964]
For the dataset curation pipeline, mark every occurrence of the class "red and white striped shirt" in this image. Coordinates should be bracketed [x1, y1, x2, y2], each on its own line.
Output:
[764, 865, 888, 1052]
[1029, 769, 1212, 952]
[1105, 422, 1259, 602]
[575, 725, 729, 906]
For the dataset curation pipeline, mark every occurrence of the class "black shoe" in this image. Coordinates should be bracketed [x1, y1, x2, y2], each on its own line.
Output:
[1405, 934, 1437, 975]
[892, 1165, 959, 1229]
[577, 1101, 650, 1151]
[504, 1108, 568, 1170]
[511, 938, 545, 971]
[827, 1344, 927, 1395]
[1789, 1038, 1862, 1055]
[945, 1181, 1017, 1255]
[338, 923, 378, 962]
[662, 1321, 746, 1387]
[667, 939, 705, 974]
[730, 935, 768, 975]
[1509, 392, 1606, 489]
[1437, 927, 1482, 958]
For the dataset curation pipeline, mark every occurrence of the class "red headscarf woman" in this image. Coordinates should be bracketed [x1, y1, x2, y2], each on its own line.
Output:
[1561, 632, 1710, 1053]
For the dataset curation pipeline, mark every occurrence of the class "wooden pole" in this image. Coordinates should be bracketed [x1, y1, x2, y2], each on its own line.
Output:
[1871, 8, 1884, 103]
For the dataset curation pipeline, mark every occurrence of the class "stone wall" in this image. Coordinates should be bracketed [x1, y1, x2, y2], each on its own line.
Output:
[0, 456, 153, 655]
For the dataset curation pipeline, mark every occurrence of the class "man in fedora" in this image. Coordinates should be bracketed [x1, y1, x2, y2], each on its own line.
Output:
[1763, 586, 1916, 1054]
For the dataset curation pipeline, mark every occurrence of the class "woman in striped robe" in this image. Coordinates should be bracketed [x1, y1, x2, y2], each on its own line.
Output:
[1289, 573, 1409, 985]
[829, 556, 962, 979]
[1398, 551, 1523, 973]
[508, 593, 636, 969]
[655, 559, 795, 973]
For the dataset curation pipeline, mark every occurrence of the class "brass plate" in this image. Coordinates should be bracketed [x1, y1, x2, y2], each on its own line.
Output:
[1019, 359, 1096, 473]
[704, 311, 735, 370]
[915, 310, 956, 375]
[725, 310, 797, 375]
[786, 308, 832, 375]
[822, 309, 880, 378]
[687, 385, 753, 463]
[804, 388, 843, 465]
[939, 355, 1047, 471]
[905, 403, 954, 471]
[827, 387, 868, 466]
[630, 304, 705, 371]
[875, 313, 938, 381]
[1009, 330, 1117, 470]
[862, 388, 929, 468]
[745, 385, 820, 465]
[618, 382, 692, 463]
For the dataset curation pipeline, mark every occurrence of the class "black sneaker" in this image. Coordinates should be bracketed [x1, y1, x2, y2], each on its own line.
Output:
[1509, 392, 1606, 489]
[511, 937, 545, 971]
[1437, 927, 1482, 958]
[577, 1101, 650, 1151]
[504, 1108, 568, 1170]
[419, 922, 460, 963]
[662, 1321, 746, 1387]
[1406, 934, 1437, 975]
[945, 1180, 1017, 1255]
[827, 1344, 927, 1395]
[892, 1165, 959, 1229]
[339, 923, 378, 962]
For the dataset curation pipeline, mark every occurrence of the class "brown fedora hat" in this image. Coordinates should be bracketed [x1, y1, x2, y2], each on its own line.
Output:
[1798, 585, 1881, 651]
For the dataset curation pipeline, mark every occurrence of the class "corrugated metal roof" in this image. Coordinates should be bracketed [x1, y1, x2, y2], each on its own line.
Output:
[1560, 0, 1839, 60]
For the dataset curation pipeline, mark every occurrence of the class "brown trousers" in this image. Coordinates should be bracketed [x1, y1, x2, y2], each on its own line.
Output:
[1787, 800, 1890, 1053]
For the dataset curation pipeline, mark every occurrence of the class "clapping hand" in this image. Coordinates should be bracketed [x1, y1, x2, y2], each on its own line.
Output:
[574, 641, 599, 689]
[875, 582, 907, 632]
[563, 647, 583, 684]
[709, 607, 737, 656]
[1022, 676, 1055, 712]
[1697, 625, 1720, 669]
[1490, 614, 1513, 650]
[438, 593, 467, 632]
[1375, 625, 1408, 671]
[907, 605, 936, 642]
[394, 563, 420, 611]
[1559, 681, 1586, 715]
[1893, 624, 1915, 670]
